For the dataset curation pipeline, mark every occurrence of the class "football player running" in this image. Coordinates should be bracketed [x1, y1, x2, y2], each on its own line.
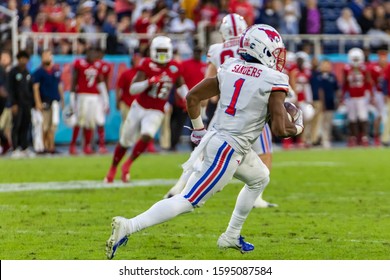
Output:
[164, 13, 277, 208]
[104, 36, 189, 183]
[106, 24, 304, 259]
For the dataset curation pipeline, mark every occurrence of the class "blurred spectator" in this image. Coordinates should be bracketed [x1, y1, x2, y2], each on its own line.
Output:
[374, 4, 389, 32]
[196, 0, 219, 28]
[229, 0, 254, 26]
[358, 6, 374, 34]
[336, 8, 362, 35]
[94, 1, 109, 27]
[134, 8, 167, 54]
[103, 11, 119, 54]
[66, 0, 80, 16]
[318, 59, 339, 149]
[131, 0, 158, 26]
[256, 0, 281, 30]
[81, 11, 99, 46]
[299, 0, 322, 34]
[180, 0, 200, 20]
[20, 15, 32, 33]
[168, 8, 196, 58]
[367, 19, 388, 52]
[281, 0, 300, 35]
[58, 40, 72, 55]
[32, 12, 52, 32]
[348, 0, 365, 20]
[195, 0, 219, 46]
[115, 0, 134, 21]
[40, 0, 66, 32]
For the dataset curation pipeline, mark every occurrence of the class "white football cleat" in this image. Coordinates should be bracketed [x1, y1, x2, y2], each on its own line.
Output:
[253, 197, 278, 208]
[106, 216, 130, 259]
[217, 233, 254, 253]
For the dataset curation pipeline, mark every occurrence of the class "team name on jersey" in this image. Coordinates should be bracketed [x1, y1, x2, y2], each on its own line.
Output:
[231, 64, 263, 78]
[223, 38, 240, 48]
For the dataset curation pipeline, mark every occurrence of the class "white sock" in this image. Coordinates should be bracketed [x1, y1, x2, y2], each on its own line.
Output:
[127, 195, 193, 234]
[224, 178, 269, 239]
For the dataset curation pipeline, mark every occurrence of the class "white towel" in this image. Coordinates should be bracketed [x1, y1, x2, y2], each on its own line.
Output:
[51, 101, 60, 126]
[182, 130, 216, 172]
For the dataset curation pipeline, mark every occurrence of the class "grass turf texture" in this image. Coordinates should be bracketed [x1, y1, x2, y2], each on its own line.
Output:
[0, 148, 389, 260]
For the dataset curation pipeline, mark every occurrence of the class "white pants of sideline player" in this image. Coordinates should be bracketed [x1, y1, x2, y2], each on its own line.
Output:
[346, 97, 368, 122]
[77, 94, 100, 128]
[120, 100, 164, 148]
[95, 95, 106, 126]
[126, 133, 270, 235]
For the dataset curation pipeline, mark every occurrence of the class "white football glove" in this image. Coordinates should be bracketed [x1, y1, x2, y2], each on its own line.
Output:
[191, 128, 207, 145]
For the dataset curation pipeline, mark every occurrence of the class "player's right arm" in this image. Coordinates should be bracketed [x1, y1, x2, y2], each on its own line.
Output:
[268, 91, 301, 138]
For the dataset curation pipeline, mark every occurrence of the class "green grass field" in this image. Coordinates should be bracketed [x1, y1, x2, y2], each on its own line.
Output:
[0, 148, 389, 260]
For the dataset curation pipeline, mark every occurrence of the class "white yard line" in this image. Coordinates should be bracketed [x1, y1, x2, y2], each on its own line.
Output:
[0, 179, 243, 193]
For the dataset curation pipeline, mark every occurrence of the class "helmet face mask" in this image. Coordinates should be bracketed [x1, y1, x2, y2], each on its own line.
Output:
[219, 13, 248, 41]
[150, 36, 173, 64]
[238, 24, 286, 72]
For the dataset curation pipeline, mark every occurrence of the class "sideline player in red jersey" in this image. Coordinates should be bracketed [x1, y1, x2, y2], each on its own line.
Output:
[342, 48, 373, 147]
[69, 48, 109, 155]
[104, 36, 189, 183]
[94, 49, 112, 154]
[116, 54, 139, 134]
[368, 50, 387, 146]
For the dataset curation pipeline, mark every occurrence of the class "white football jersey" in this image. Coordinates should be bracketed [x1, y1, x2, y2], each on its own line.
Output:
[207, 38, 240, 69]
[212, 58, 289, 154]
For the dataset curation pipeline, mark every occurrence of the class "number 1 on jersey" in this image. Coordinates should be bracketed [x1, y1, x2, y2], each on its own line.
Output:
[225, 78, 245, 116]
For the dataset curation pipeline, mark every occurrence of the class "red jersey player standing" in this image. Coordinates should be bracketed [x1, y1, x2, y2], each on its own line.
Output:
[342, 48, 373, 147]
[95, 49, 112, 154]
[368, 50, 387, 146]
[115, 55, 139, 134]
[69, 48, 109, 155]
[104, 36, 189, 183]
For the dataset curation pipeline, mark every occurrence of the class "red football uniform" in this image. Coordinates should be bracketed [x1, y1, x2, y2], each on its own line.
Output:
[135, 58, 183, 112]
[178, 58, 207, 110]
[117, 68, 137, 107]
[343, 64, 371, 98]
[74, 59, 102, 94]
[369, 63, 385, 93]
[295, 68, 312, 102]
[181, 59, 207, 90]
[99, 60, 112, 80]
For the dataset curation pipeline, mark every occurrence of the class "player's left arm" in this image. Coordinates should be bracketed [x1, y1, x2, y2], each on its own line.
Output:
[186, 76, 219, 130]
[268, 91, 301, 138]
